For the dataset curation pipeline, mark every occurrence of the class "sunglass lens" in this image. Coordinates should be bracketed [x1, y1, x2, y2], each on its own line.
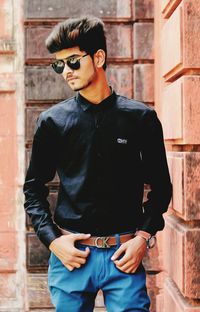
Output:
[52, 57, 82, 73]
[52, 60, 65, 74]
[67, 59, 80, 70]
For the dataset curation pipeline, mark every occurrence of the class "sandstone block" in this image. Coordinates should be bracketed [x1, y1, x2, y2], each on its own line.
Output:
[162, 78, 182, 140]
[0, 93, 16, 136]
[0, 74, 16, 92]
[26, 233, 50, 270]
[25, 64, 133, 102]
[107, 65, 133, 98]
[26, 24, 132, 60]
[163, 215, 200, 298]
[162, 76, 200, 144]
[184, 152, 200, 220]
[167, 154, 183, 216]
[0, 232, 17, 271]
[25, 66, 74, 101]
[27, 273, 53, 308]
[146, 273, 160, 312]
[0, 273, 16, 298]
[156, 293, 164, 312]
[0, 186, 16, 215]
[25, 0, 131, 19]
[161, 0, 200, 80]
[0, 136, 17, 187]
[161, 4, 181, 79]
[134, 64, 154, 102]
[167, 152, 200, 221]
[163, 277, 200, 312]
[134, 23, 154, 60]
[133, 0, 154, 19]
[183, 76, 200, 144]
[0, 55, 14, 73]
[0, 0, 13, 39]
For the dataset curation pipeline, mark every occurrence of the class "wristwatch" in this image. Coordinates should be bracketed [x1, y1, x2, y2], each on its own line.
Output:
[135, 230, 156, 249]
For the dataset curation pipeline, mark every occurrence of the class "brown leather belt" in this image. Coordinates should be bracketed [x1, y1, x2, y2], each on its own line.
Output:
[59, 228, 135, 248]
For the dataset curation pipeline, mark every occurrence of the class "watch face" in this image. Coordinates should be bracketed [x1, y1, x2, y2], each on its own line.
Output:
[148, 236, 156, 248]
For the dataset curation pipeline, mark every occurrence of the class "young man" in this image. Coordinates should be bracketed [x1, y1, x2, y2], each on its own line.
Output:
[23, 16, 172, 312]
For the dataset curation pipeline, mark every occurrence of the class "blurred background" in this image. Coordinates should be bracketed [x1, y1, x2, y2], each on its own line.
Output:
[0, 0, 200, 311]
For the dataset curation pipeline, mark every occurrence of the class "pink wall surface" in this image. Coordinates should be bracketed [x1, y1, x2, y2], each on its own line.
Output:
[154, 0, 200, 311]
[0, 0, 200, 311]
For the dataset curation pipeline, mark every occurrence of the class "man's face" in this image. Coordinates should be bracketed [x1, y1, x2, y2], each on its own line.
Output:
[55, 46, 97, 92]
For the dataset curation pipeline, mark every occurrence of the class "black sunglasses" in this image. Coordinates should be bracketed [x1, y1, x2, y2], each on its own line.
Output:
[51, 53, 89, 74]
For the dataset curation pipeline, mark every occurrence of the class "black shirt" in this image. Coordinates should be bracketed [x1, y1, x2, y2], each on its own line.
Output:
[23, 91, 172, 248]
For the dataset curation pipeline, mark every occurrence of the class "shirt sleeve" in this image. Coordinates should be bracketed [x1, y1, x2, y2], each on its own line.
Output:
[23, 113, 61, 249]
[139, 109, 173, 235]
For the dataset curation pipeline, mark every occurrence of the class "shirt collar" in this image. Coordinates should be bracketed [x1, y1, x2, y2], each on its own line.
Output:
[76, 88, 116, 112]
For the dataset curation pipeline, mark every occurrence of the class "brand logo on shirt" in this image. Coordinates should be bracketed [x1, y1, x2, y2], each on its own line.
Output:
[117, 138, 128, 144]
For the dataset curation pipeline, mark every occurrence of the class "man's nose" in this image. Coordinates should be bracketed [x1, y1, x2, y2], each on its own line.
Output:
[63, 62, 73, 74]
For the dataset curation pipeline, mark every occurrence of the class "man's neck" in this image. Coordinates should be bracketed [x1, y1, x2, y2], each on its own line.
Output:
[79, 76, 111, 105]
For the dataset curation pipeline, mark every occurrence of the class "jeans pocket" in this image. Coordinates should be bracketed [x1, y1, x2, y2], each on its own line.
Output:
[49, 251, 64, 269]
[116, 261, 145, 275]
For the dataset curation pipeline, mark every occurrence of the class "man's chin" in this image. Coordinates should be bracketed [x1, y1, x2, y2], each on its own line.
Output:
[68, 80, 92, 92]
[69, 85, 86, 92]
[67, 82, 83, 92]
[73, 87, 84, 92]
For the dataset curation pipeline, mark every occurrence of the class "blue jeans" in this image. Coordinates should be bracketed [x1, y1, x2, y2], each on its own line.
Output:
[48, 233, 150, 312]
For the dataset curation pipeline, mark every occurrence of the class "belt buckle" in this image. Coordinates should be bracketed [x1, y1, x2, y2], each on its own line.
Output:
[94, 236, 110, 248]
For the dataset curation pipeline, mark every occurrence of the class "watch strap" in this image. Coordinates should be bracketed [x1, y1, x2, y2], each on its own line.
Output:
[135, 230, 151, 240]
[135, 230, 156, 249]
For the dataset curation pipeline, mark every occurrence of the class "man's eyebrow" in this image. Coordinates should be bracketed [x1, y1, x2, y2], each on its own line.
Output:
[57, 54, 80, 60]
[67, 54, 80, 58]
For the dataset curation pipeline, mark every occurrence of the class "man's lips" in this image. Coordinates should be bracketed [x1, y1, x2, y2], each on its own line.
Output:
[67, 77, 77, 82]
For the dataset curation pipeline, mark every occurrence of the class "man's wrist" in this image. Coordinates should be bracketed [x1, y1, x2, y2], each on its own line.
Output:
[49, 236, 61, 251]
[135, 230, 156, 249]
[135, 230, 151, 240]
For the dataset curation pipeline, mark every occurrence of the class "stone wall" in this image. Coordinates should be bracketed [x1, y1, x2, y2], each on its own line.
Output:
[154, 1, 200, 311]
[1, 0, 199, 311]
[0, 0, 26, 311]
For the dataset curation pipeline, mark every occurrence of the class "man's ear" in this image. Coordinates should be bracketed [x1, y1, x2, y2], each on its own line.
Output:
[94, 49, 106, 68]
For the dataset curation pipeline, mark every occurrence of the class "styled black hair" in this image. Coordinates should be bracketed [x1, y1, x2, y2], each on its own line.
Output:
[45, 16, 107, 70]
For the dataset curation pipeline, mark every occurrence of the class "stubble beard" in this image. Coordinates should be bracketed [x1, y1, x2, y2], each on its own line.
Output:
[72, 80, 92, 92]
[69, 67, 97, 92]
